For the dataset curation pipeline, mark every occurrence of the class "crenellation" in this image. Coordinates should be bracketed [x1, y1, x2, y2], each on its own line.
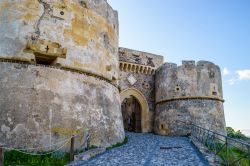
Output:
[0, 0, 226, 154]
[182, 60, 195, 68]
[119, 47, 164, 68]
[154, 60, 226, 136]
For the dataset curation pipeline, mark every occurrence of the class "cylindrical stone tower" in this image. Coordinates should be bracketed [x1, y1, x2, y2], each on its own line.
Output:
[0, 0, 124, 151]
[154, 61, 226, 136]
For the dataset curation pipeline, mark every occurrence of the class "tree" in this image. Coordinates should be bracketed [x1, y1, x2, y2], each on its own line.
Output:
[226, 127, 250, 143]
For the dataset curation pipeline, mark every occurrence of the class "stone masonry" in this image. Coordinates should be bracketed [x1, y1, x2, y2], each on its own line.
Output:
[0, 0, 124, 151]
[0, 0, 226, 152]
[119, 47, 164, 132]
[154, 61, 226, 136]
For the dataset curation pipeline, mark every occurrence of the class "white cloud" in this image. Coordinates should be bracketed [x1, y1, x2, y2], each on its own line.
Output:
[237, 70, 250, 80]
[222, 68, 230, 76]
[228, 78, 237, 85]
[226, 69, 250, 85]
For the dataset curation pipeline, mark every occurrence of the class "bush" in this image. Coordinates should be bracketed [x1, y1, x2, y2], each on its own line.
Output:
[226, 127, 250, 143]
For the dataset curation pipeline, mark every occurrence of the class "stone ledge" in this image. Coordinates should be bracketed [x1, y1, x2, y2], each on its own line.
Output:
[0, 60, 118, 88]
[69, 148, 106, 166]
[156, 96, 225, 105]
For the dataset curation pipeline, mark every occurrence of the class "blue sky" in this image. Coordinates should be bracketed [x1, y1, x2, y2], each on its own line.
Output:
[108, 0, 250, 131]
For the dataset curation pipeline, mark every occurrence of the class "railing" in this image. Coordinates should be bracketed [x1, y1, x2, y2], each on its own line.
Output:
[185, 122, 250, 166]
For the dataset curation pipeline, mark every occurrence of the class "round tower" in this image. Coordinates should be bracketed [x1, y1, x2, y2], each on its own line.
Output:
[0, 0, 124, 151]
[154, 61, 226, 136]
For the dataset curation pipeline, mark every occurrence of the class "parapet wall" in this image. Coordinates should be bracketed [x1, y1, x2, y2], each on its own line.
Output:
[154, 61, 226, 136]
[119, 47, 164, 69]
[155, 61, 223, 103]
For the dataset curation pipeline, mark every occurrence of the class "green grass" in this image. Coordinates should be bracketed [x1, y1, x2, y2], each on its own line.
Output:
[217, 145, 249, 166]
[4, 150, 70, 166]
[203, 138, 249, 166]
[106, 136, 128, 151]
[197, 127, 250, 165]
[3, 137, 128, 166]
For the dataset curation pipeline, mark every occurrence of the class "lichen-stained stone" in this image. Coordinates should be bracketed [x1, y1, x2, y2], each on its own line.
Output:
[155, 61, 223, 102]
[154, 100, 226, 136]
[118, 48, 164, 132]
[0, 62, 125, 151]
[0, 0, 228, 153]
[119, 47, 164, 68]
[0, 0, 124, 151]
[155, 61, 226, 136]
[0, 0, 119, 81]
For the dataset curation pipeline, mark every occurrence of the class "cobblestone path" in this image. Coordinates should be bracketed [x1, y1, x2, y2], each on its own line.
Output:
[73, 132, 208, 166]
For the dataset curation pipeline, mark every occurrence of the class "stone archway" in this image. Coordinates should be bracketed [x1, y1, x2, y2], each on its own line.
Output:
[120, 88, 149, 133]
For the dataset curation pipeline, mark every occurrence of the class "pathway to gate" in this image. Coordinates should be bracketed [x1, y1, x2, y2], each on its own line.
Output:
[72, 132, 208, 166]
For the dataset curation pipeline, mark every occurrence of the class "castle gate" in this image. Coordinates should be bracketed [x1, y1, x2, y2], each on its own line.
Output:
[120, 88, 149, 133]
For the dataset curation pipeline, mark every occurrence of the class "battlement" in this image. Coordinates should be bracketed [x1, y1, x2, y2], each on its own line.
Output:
[154, 60, 226, 136]
[119, 47, 164, 69]
[0, 0, 226, 152]
[155, 60, 223, 103]
[157, 60, 220, 71]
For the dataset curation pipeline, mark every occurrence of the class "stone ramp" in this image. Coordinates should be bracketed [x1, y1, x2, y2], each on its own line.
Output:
[71, 132, 208, 166]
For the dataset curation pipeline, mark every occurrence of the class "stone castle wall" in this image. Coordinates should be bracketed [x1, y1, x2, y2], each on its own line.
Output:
[0, 0, 119, 81]
[0, 0, 227, 151]
[154, 61, 226, 136]
[0, 0, 124, 151]
[118, 47, 164, 132]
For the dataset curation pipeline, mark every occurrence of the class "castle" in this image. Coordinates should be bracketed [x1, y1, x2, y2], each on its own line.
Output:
[0, 0, 226, 151]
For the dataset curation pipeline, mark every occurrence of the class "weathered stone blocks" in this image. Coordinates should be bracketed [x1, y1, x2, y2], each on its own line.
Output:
[0, 62, 124, 151]
[154, 100, 226, 136]
[118, 48, 164, 132]
[155, 61, 223, 102]
[0, 0, 119, 81]
[0, 0, 124, 151]
[155, 61, 226, 136]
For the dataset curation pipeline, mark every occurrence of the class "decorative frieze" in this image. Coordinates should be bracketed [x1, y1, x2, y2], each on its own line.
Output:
[119, 61, 155, 75]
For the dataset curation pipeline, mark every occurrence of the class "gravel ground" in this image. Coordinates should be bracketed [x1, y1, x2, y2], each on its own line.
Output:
[72, 132, 208, 166]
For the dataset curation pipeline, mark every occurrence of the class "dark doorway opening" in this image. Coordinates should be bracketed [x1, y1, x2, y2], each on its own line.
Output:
[121, 96, 142, 132]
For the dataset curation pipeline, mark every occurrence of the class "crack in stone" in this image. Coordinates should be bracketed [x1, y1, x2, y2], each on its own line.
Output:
[35, 0, 51, 37]
[34, 0, 66, 39]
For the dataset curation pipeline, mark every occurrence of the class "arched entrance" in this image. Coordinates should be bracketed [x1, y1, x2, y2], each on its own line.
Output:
[120, 88, 149, 133]
[121, 96, 141, 132]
